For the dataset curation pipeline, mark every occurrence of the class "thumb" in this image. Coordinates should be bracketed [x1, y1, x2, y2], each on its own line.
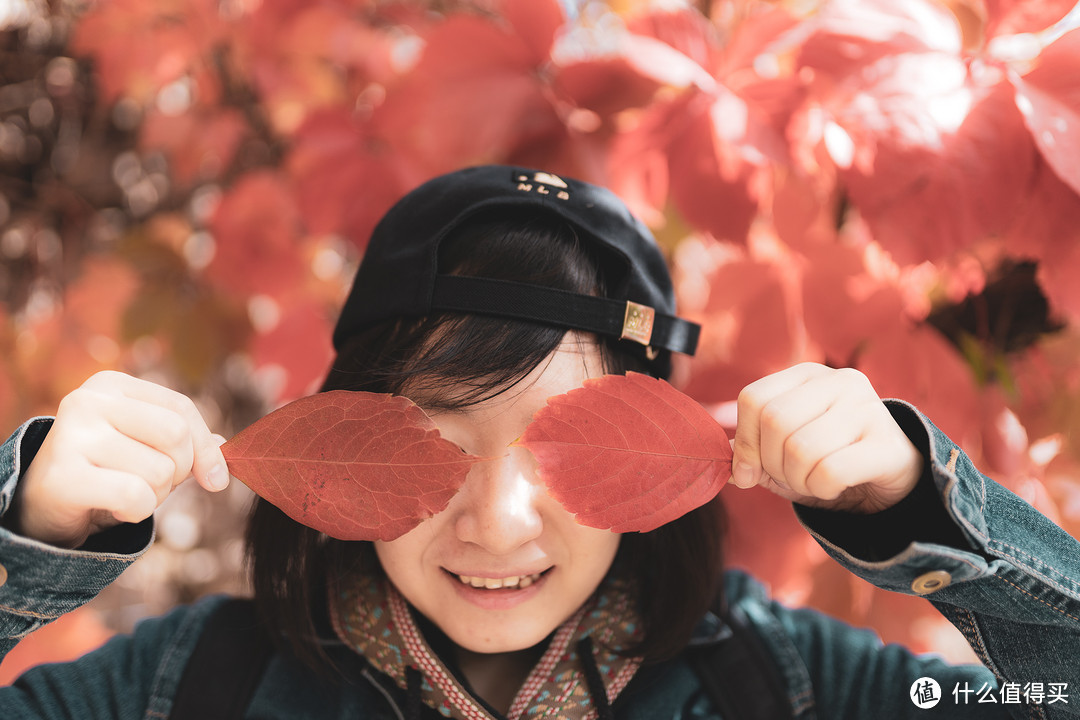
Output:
[194, 433, 230, 492]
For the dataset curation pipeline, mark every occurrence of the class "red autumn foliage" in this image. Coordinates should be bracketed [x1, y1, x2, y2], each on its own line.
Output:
[69, 0, 226, 105]
[139, 107, 249, 187]
[982, 0, 1077, 37]
[223, 390, 483, 541]
[1012, 27, 1080, 197]
[249, 296, 336, 403]
[286, 109, 427, 251]
[230, 2, 403, 135]
[5, 0, 1080, 677]
[204, 170, 306, 298]
[610, 6, 794, 243]
[518, 373, 732, 532]
[377, 6, 564, 174]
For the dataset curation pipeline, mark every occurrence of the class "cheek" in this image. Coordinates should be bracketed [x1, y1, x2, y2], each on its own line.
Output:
[373, 532, 429, 591]
[566, 524, 621, 582]
[590, 530, 621, 568]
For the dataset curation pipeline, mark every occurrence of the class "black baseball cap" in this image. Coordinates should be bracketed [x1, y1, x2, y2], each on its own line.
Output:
[332, 165, 700, 376]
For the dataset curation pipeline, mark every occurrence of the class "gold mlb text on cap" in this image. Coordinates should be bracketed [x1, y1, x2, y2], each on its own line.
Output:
[621, 301, 655, 346]
[532, 172, 567, 188]
[515, 172, 570, 200]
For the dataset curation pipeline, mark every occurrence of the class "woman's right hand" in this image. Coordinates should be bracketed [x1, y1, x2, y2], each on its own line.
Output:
[13, 371, 229, 548]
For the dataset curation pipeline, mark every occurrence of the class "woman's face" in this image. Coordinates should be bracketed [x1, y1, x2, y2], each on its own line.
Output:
[374, 337, 621, 654]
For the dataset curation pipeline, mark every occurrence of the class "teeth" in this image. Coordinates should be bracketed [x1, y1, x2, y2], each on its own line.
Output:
[456, 572, 543, 589]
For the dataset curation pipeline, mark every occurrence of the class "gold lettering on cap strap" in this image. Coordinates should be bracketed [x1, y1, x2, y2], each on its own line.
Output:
[621, 301, 655, 346]
[516, 173, 570, 200]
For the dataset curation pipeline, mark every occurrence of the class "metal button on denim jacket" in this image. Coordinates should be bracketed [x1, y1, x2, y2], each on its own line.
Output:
[1, 406, 1078, 719]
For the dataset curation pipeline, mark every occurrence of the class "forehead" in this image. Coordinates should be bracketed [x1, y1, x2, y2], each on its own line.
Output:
[406, 334, 604, 413]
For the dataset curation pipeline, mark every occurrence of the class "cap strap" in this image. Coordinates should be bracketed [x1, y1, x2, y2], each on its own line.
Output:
[431, 275, 700, 356]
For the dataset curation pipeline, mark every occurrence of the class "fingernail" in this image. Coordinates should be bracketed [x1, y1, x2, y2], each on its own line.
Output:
[206, 464, 229, 491]
[212, 434, 228, 447]
[733, 462, 757, 487]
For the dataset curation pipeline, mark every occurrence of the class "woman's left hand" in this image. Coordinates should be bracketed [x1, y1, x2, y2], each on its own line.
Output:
[729, 363, 924, 513]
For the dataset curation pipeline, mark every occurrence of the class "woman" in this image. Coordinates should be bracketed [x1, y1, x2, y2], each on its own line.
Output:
[1, 166, 1077, 719]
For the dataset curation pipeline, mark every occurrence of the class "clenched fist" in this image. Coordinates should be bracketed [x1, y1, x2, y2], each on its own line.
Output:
[13, 371, 229, 548]
[730, 363, 923, 513]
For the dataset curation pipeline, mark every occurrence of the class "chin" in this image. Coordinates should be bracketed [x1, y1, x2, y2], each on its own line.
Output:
[440, 615, 552, 654]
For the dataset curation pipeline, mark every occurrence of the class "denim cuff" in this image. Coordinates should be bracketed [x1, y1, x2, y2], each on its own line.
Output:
[0, 417, 52, 519]
[794, 400, 997, 596]
[0, 518, 152, 622]
[794, 401, 979, 562]
[0, 418, 153, 628]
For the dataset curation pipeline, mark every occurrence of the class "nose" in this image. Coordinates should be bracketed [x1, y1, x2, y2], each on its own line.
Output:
[453, 447, 543, 554]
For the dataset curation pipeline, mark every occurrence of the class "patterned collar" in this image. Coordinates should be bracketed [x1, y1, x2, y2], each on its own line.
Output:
[330, 573, 643, 719]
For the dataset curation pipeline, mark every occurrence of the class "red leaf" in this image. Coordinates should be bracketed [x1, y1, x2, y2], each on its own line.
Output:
[206, 170, 305, 297]
[813, 53, 1034, 263]
[797, 0, 962, 71]
[553, 55, 667, 120]
[250, 297, 336, 405]
[856, 324, 981, 444]
[794, 0, 1046, 263]
[673, 238, 806, 403]
[70, 0, 225, 104]
[516, 373, 731, 533]
[223, 391, 483, 541]
[501, 0, 565, 66]
[1005, 159, 1080, 321]
[377, 14, 560, 173]
[235, 3, 401, 134]
[983, 0, 1077, 38]
[612, 88, 779, 244]
[800, 243, 908, 364]
[607, 5, 791, 244]
[624, 6, 717, 72]
[286, 108, 427, 248]
[139, 107, 248, 186]
[667, 88, 780, 243]
[1012, 27, 1080, 197]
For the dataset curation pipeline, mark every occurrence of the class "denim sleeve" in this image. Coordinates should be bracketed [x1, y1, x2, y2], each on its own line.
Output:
[724, 569, 1007, 719]
[0, 596, 223, 719]
[0, 419, 154, 660]
[796, 401, 1080, 719]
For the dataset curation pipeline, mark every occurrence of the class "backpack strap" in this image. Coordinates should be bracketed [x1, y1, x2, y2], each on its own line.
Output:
[688, 603, 796, 720]
[169, 598, 274, 720]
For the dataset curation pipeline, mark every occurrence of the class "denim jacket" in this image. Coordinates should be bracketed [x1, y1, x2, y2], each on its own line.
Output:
[0, 402, 1078, 719]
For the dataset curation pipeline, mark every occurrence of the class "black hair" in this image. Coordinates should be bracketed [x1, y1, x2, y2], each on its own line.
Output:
[245, 209, 725, 669]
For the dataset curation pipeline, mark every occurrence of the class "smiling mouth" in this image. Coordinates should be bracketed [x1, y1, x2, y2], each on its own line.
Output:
[451, 570, 548, 589]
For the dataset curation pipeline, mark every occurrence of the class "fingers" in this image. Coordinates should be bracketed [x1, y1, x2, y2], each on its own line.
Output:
[17, 371, 229, 547]
[731, 363, 832, 488]
[731, 363, 922, 510]
[84, 429, 189, 506]
[82, 371, 229, 492]
[800, 434, 913, 504]
[64, 466, 161, 525]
